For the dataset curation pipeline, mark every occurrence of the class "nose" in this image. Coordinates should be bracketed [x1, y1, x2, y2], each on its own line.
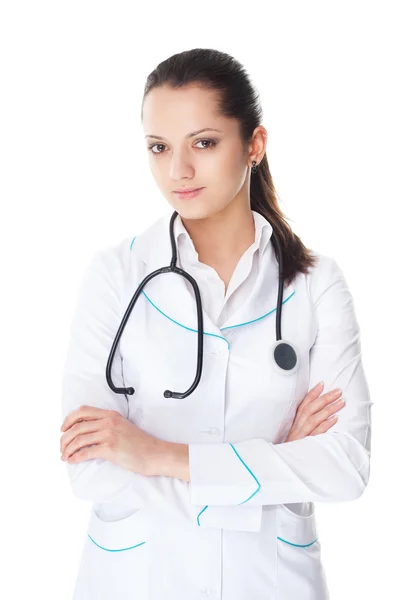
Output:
[169, 151, 195, 181]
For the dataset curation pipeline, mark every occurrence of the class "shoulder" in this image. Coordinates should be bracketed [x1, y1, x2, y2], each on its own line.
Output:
[91, 235, 133, 265]
[303, 250, 350, 309]
[83, 212, 166, 288]
[79, 235, 136, 292]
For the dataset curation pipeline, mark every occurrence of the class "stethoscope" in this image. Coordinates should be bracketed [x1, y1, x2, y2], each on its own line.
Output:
[106, 210, 299, 399]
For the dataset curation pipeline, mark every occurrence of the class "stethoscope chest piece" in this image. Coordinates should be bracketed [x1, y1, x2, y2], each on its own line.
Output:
[270, 339, 300, 375]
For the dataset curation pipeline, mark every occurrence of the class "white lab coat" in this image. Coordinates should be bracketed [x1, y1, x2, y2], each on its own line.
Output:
[61, 209, 372, 600]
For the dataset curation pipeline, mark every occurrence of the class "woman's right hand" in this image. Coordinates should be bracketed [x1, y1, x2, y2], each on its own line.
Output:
[285, 381, 345, 442]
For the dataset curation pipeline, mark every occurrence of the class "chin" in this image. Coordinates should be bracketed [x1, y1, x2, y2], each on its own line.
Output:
[167, 199, 209, 221]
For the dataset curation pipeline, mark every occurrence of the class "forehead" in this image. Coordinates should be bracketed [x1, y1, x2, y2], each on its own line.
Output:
[142, 85, 236, 137]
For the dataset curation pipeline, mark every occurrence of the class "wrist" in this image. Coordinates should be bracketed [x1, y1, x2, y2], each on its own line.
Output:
[150, 439, 190, 481]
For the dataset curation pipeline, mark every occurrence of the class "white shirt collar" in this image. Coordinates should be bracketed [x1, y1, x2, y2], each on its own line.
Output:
[173, 209, 272, 262]
[130, 208, 295, 333]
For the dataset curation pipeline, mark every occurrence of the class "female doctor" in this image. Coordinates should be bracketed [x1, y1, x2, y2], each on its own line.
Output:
[60, 48, 372, 600]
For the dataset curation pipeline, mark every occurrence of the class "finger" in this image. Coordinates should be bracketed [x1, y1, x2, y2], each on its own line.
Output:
[62, 431, 102, 460]
[60, 419, 102, 453]
[307, 389, 343, 416]
[300, 381, 325, 410]
[300, 396, 343, 435]
[67, 442, 108, 463]
[309, 414, 338, 435]
[61, 406, 90, 432]
[61, 406, 110, 432]
[318, 397, 345, 422]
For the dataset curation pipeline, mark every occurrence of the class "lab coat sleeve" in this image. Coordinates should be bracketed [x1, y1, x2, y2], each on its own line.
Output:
[61, 243, 262, 531]
[188, 254, 372, 507]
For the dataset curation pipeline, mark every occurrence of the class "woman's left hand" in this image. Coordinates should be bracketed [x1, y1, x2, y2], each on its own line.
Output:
[60, 405, 162, 477]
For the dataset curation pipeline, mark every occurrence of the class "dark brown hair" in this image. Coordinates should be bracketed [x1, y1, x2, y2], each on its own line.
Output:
[141, 48, 317, 286]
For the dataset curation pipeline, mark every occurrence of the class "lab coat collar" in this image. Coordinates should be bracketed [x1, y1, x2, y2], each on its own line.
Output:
[131, 209, 296, 337]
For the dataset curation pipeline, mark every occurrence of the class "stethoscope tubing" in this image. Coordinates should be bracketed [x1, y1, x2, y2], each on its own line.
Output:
[106, 210, 298, 399]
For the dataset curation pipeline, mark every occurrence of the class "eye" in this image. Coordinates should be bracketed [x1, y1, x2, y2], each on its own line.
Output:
[147, 143, 166, 155]
[147, 139, 217, 155]
[194, 139, 217, 150]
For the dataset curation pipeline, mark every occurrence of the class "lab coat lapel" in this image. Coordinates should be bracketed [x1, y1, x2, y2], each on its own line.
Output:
[220, 241, 296, 331]
[132, 211, 222, 338]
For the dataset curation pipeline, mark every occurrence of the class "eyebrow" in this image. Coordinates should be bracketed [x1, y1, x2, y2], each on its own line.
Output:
[145, 128, 223, 140]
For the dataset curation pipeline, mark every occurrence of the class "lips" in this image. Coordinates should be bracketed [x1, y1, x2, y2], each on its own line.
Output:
[173, 187, 205, 199]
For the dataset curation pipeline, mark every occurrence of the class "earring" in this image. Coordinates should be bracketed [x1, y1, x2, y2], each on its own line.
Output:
[251, 160, 258, 174]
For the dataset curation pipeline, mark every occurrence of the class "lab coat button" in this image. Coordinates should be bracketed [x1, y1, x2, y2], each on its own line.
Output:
[200, 588, 216, 597]
[208, 427, 220, 436]
[199, 427, 220, 436]
[212, 346, 226, 356]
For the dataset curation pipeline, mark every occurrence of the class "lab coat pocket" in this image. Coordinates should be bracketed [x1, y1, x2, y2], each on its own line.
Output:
[73, 507, 150, 600]
[276, 502, 329, 599]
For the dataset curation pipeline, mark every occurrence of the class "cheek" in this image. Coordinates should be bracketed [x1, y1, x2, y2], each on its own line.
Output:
[149, 166, 165, 187]
[206, 153, 246, 195]
[223, 148, 248, 187]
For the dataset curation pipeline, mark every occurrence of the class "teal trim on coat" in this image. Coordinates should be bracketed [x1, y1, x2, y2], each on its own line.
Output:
[229, 443, 262, 503]
[196, 505, 209, 526]
[129, 235, 295, 347]
[277, 536, 318, 548]
[88, 534, 146, 552]
[130, 235, 299, 534]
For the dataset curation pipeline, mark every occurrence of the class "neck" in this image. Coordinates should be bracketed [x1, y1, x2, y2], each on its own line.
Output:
[180, 202, 255, 267]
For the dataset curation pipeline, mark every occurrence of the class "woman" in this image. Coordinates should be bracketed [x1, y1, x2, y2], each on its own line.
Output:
[60, 48, 372, 600]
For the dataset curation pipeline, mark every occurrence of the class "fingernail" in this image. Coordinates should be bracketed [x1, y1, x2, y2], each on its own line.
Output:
[316, 381, 324, 388]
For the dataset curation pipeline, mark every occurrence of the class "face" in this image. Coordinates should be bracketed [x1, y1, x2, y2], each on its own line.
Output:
[142, 85, 265, 221]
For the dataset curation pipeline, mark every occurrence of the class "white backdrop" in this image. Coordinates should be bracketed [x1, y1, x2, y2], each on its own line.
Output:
[0, 1, 398, 598]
